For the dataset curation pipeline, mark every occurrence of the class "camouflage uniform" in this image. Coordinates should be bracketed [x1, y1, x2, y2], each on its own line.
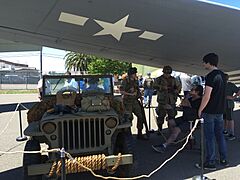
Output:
[153, 67, 182, 131]
[121, 77, 144, 131]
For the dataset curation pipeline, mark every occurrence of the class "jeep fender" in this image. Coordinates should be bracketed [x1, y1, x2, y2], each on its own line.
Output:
[24, 121, 44, 137]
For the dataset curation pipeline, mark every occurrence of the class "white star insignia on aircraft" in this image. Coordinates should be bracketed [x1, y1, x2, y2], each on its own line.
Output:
[93, 15, 140, 41]
[139, 31, 163, 41]
[58, 12, 89, 26]
[58, 12, 164, 41]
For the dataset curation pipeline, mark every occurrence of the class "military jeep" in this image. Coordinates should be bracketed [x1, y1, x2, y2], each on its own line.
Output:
[23, 74, 133, 179]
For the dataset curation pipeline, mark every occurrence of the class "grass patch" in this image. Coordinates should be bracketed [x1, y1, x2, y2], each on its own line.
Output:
[0, 89, 38, 94]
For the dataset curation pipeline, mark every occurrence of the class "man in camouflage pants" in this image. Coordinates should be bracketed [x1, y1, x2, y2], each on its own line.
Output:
[120, 67, 148, 140]
[153, 65, 182, 132]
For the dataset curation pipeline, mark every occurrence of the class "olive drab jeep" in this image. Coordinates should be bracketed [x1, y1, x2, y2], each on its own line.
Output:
[23, 74, 133, 180]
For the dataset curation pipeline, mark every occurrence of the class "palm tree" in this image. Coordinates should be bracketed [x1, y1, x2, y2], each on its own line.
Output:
[64, 52, 93, 74]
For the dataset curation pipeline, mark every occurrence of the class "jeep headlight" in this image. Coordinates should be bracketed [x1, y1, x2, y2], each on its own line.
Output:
[105, 117, 117, 128]
[42, 122, 56, 134]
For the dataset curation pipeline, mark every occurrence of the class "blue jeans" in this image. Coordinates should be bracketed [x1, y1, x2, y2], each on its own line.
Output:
[144, 89, 154, 105]
[203, 113, 227, 164]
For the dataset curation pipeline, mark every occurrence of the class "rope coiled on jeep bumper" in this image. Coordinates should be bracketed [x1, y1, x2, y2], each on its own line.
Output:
[48, 153, 122, 177]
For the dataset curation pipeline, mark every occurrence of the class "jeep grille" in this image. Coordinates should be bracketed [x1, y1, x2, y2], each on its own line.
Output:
[58, 118, 105, 151]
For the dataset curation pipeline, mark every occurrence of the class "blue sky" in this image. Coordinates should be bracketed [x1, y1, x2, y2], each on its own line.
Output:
[198, 0, 240, 9]
[210, 0, 240, 7]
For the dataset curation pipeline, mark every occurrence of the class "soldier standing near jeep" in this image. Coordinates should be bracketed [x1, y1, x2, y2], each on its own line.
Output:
[153, 65, 182, 132]
[120, 67, 149, 140]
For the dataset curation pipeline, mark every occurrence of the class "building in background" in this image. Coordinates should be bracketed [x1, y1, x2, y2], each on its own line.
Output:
[0, 59, 39, 89]
[0, 59, 29, 70]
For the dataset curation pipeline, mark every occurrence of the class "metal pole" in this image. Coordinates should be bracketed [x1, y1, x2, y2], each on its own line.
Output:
[148, 101, 151, 130]
[0, 73, 2, 89]
[200, 118, 204, 179]
[148, 100, 154, 133]
[40, 47, 43, 78]
[16, 104, 27, 141]
[189, 121, 194, 149]
[192, 118, 210, 180]
[27, 72, 29, 90]
[18, 107, 23, 137]
[61, 148, 66, 180]
[25, 72, 28, 90]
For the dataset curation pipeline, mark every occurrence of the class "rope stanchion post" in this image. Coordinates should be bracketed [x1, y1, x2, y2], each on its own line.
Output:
[192, 118, 210, 180]
[188, 120, 194, 149]
[16, 104, 27, 142]
[148, 102, 154, 133]
[200, 118, 204, 179]
[60, 148, 66, 180]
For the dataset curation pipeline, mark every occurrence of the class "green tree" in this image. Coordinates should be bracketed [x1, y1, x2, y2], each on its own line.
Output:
[64, 52, 94, 73]
[64, 51, 131, 75]
[88, 58, 131, 75]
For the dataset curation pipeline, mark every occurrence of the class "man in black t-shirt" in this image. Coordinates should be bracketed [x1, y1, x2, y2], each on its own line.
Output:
[196, 53, 228, 170]
[152, 85, 203, 153]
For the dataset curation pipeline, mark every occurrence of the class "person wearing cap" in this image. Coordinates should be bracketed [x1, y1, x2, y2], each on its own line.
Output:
[120, 67, 149, 140]
[143, 72, 154, 107]
[223, 73, 240, 140]
[83, 77, 104, 93]
[64, 71, 79, 90]
[153, 65, 182, 132]
[138, 74, 144, 88]
[37, 73, 51, 100]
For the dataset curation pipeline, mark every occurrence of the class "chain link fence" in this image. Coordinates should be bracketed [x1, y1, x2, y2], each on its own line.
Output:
[0, 71, 40, 90]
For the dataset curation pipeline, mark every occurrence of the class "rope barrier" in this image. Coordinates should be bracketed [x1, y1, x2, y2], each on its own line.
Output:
[0, 103, 29, 137]
[0, 141, 25, 157]
[19, 103, 30, 111]
[0, 148, 60, 155]
[0, 103, 20, 137]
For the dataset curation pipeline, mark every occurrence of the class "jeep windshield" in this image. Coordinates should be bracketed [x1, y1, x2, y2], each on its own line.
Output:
[42, 74, 113, 97]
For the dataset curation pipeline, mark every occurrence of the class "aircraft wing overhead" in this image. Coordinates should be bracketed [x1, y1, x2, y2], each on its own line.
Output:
[0, 0, 240, 76]
[0, 38, 41, 52]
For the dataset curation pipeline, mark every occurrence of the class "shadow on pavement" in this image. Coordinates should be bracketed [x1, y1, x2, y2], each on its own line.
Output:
[0, 167, 23, 180]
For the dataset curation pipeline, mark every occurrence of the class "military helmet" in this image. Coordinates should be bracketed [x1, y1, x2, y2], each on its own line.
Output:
[128, 67, 137, 76]
[162, 65, 172, 74]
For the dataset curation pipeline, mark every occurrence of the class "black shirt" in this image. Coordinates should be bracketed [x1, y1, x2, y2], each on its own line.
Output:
[183, 97, 202, 121]
[203, 69, 226, 114]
